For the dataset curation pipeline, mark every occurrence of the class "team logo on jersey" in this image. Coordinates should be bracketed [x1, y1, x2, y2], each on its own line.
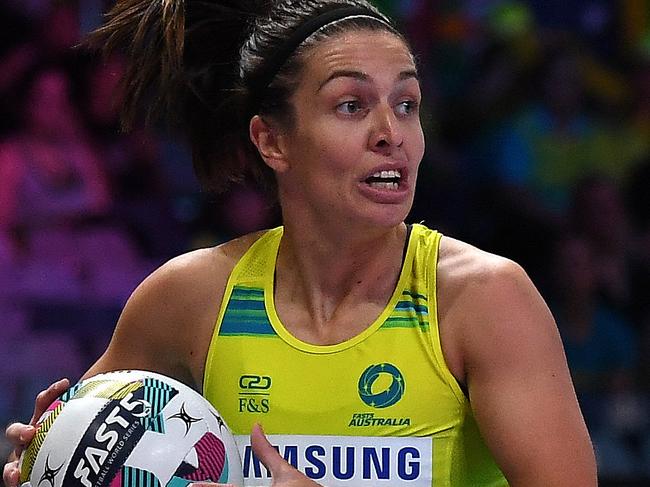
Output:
[238, 374, 271, 414]
[348, 412, 411, 427]
[358, 363, 405, 408]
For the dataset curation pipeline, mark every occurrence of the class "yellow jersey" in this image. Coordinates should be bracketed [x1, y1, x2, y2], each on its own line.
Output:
[203, 224, 507, 486]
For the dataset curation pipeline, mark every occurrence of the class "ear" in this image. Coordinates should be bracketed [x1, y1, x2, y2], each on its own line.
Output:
[249, 115, 290, 173]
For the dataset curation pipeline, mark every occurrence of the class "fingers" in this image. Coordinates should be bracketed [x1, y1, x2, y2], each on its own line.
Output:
[5, 422, 36, 468]
[3, 459, 20, 487]
[250, 425, 321, 486]
[250, 423, 286, 476]
[3, 379, 70, 487]
[31, 378, 70, 425]
[5, 423, 36, 487]
[5, 423, 36, 447]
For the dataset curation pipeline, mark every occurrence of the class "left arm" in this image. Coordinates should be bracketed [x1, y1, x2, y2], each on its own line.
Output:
[455, 257, 597, 486]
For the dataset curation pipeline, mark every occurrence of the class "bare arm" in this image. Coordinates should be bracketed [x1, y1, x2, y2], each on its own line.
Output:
[3, 235, 261, 487]
[85, 245, 237, 388]
[455, 257, 596, 486]
[437, 237, 597, 486]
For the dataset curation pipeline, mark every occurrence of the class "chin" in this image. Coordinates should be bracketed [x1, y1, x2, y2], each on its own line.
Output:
[354, 205, 411, 230]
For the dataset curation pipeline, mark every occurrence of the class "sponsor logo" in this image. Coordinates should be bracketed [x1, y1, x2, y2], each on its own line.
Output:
[348, 412, 411, 427]
[64, 391, 153, 487]
[358, 363, 405, 408]
[235, 434, 432, 486]
[238, 374, 271, 414]
[239, 375, 271, 390]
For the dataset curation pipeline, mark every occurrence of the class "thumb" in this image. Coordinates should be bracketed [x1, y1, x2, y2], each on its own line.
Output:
[250, 423, 284, 475]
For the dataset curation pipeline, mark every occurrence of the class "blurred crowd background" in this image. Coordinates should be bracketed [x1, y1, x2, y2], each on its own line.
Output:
[0, 0, 649, 484]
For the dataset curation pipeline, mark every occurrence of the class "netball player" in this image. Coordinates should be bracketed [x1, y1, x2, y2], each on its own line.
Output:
[4, 1, 597, 485]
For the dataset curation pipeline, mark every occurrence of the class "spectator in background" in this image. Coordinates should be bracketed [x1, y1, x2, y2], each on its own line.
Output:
[190, 183, 279, 250]
[0, 63, 154, 442]
[550, 234, 644, 478]
[0, 64, 151, 307]
[629, 51, 650, 154]
[625, 157, 650, 394]
[0, 66, 94, 442]
[491, 34, 646, 216]
[564, 173, 650, 479]
[551, 235, 637, 400]
[81, 55, 184, 259]
[0, 66, 110, 259]
[569, 176, 637, 324]
[493, 39, 598, 215]
[39, 1, 81, 61]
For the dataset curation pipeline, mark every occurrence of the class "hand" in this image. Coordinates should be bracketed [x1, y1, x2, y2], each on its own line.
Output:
[251, 423, 322, 486]
[3, 378, 70, 487]
[193, 424, 322, 487]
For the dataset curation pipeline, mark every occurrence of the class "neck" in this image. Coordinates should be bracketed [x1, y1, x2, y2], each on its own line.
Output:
[277, 216, 408, 325]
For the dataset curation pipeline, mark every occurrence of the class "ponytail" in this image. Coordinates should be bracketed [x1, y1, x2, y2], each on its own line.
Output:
[87, 0, 399, 193]
[87, 0, 187, 130]
[87, 0, 264, 191]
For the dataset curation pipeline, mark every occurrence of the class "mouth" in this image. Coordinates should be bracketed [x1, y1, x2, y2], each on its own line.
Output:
[363, 168, 407, 191]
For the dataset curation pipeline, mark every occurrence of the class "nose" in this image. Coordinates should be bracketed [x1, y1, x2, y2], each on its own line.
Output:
[369, 104, 403, 153]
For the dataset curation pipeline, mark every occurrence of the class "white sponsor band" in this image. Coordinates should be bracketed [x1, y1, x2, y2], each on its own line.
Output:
[235, 434, 433, 486]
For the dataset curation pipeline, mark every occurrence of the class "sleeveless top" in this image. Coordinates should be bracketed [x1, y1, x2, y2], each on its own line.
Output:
[203, 224, 508, 486]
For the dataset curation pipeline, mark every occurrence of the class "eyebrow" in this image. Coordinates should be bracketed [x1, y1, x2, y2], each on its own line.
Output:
[317, 69, 419, 92]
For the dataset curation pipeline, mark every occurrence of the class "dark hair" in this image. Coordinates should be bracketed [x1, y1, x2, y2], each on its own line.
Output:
[87, 0, 405, 192]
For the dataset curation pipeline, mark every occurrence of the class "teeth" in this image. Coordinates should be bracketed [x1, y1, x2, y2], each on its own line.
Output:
[369, 181, 400, 190]
[370, 170, 402, 179]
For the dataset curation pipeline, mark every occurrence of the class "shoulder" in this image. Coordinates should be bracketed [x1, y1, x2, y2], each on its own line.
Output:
[436, 235, 555, 382]
[126, 230, 267, 331]
[89, 231, 266, 388]
[145, 232, 262, 291]
[132, 231, 263, 305]
[437, 235, 528, 304]
[436, 237, 597, 484]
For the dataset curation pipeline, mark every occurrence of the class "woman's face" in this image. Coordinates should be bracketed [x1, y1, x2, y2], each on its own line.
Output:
[276, 29, 424, 229]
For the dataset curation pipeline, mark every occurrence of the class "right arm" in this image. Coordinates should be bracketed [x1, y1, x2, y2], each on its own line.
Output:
[84, 245, 234, 387]
[3, 236, 255, 485]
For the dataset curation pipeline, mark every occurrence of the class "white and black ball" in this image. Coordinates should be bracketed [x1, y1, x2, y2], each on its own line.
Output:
[20, 370, 243, 487]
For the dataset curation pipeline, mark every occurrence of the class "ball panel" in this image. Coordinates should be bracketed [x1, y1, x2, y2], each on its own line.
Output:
[20, 401, 65, 483]
[108, 469, 122, 487]
[167, 477, 192, 487]
[176, 432, 226, 482]
[120, 466, 161, 487]
[25, 397, 109, 487]
[61, 393, 149, 487]
[73, 379, 142, 401]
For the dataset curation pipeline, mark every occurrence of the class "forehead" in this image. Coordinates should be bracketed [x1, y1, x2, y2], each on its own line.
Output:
[302, 30, 416, 85]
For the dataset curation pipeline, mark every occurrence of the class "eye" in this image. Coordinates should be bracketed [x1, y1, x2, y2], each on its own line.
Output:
[395, 100, 419, 117]
[337, 100, 364, 115]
